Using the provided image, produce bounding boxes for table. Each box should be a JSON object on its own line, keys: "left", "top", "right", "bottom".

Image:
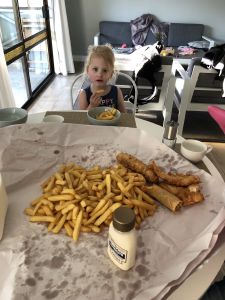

{"left": 28, "top": 111, "right": 224, "bottom": 182}
{"left": 114, "top": 49, "right": 205, "bottom": 68}
{"left": 23, "top": 111, "right": 225, "bottom": 299}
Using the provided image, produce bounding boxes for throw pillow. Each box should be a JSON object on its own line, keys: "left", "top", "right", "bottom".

{"left": 188, "top": 40, "right": 209, "bottom": 49}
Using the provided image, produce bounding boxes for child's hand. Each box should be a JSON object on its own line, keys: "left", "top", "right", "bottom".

{"left": 89, "top": 93, "right": 102, "bottom": 108}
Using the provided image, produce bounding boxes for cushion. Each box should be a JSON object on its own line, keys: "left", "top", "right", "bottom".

{"left": 145, "top": 22, "right": 169, "bottom": 46}
{"left": 99, "top": 21, "right": 133, "bottom": 47}
{"left": 168, "top": 23, "right": 204, "bottom": 47}
{"left": 188, "top": 40, "right": 209, "bottom": 49}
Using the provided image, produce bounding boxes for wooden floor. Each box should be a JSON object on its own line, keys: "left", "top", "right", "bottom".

{"left": 28, "top": 74, "right": 76, "bottom": 113}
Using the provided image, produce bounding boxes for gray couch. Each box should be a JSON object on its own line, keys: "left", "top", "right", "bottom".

{"left": 94, "top": 21, "right": 215, "bottom": 52}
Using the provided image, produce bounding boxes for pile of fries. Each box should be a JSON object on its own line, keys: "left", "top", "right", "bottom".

{"left": 24, "top": 162, "right": 157, "bottom": 242}
{"left": 96, "top": 108, "right": 118, "bottom": 120}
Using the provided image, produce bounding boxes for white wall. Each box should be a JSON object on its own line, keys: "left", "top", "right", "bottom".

{"left": 66, "top": 0, "right": 225, "bottom": 57}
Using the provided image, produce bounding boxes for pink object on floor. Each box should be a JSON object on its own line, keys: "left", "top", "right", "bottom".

{"left": 208, "top": 105, "right": 225, "bottom": 134}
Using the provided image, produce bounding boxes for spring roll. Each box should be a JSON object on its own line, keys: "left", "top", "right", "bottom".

{"left": 159, "top": 182, "right": 204, "bottom": 206}
{"left": 143, "top": 184, "right": 182, "bottom": 212}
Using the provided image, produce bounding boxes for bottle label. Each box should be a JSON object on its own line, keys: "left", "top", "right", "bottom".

{"left": 108, "top": 235, "right": 127, "bottom": 264}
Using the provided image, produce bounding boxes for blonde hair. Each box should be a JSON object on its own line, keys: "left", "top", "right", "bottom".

{"left": 84, "top": 44, "right": 115, "bottom": 74}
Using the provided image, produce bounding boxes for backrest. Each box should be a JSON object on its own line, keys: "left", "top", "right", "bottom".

{"left": 99, "top": 21, "right": 169, "bottom": 47}
{"left": 99, "top": 21, "right": 133, "bottom": 47}
{"left": 71, "top": 73, "right": 90, "bottom": 110}
{"left": 109, "top": 71, "right": 138, "bottom": 114}
{"left": 168, "top": 23, "right": 204, "bottom": 47}
{"left": 145, "top": 22, "right": 169, "bottom": 46}
{"left": 172, "top": 59, "right": 225, "bottom": 136}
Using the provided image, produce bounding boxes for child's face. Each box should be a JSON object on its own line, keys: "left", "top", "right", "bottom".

{"left": 87, "top": 56, "right": 113, "bottom": 88}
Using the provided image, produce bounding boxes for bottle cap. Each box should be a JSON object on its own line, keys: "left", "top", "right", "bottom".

{"left": 163, "top": 120, "right": 179, "bottom": 140}
{"left": 113, "top": 207, "right": 135, "bottom": 232}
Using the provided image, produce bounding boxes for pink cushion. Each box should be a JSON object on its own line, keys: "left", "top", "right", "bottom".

{"left": 208, "top": 106, "right": 225, "bottom": 134}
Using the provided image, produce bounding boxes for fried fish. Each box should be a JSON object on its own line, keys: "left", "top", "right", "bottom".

{"left": 116, "top": 152, "right": 158, "bottom": 183}
{"left": 151, "top": 161, "right": 200, "bottom": 186}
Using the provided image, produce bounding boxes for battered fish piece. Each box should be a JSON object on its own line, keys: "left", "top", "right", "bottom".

{"left": 151, "top": 161, "right": 200, "bottom": 186}
{"left": 159, "top": 182, "right": 204, "bottom": 206}
{"left": 116, "top": 153, "right": 158, "bottom": 183}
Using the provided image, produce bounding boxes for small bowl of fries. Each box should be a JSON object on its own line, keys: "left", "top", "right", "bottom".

{"left": 87, "top": 106, "right": 121, "bottom": 126}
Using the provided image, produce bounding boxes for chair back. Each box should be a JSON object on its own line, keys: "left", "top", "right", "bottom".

{"left": 172, "top": 59, "right": 225, "bottom": 136}
{"left": 71, "top": 73, "right": 90, "bottom": 110}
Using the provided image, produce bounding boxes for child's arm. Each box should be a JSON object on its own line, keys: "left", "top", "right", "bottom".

{"left": 78, "top": 90, "right": 89, "bottom": 110}
{"left": 117, "top": 87, "right": 126, "bottom": 113}
{"left": 78, "top": 90, "right": 101, "bottom": 110}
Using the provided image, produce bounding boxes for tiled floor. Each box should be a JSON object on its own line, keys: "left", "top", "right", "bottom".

{"left": 28, "top": 74, "right": 76, "bottom": 113}
{"left": 28, "top": 61, "right": 84, "bottom": 114}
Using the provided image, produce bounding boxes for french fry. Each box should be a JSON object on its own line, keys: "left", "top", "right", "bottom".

{"left": 55, "top": 179, "right": 67, "bottom": 186}
{"left": 41, "top": 199, "right": 54, "bottom": 210}
{"left": 64, "top": 222, "right": 73, "bottom": 237}
{"left": 24, "top": 207, "right": 34, "bottom": 216}
{"left": 73, "top": 210, "right": 83, "bottom": 241}
{"left": 33, "top": 200, "right": 43, "bottom": 215}
{"left": 135, "top": 187, "right": 155, "bottom": 205}
{"left": 130, "top": 199, "right": 156, "bottom": 211}
{"left": 61, "top": 188, "right": 76, "bottom": 196}
{"left": 29, "top": 216, "right": 56, "bottom": 223}
{"left": 85, "top": 200, "right": 111, "bottom": 225}
{"left": 31, "top": 196, "right": 44, "bottom": 206}
{"left": 90, "top": 199, "right": 106, "bottom": 216}
{"left": 81, "top": 225, "right": 92, "bottom": 233}
{"left": 72, "top": 206, "right": 79, "bottom": 220}
{"left": 42, "top": 205, "right": 53, "bottom": 216}
{"left": 48, "top": 211, "right": 62, "bottom": 231}
{"left": 89, "top": 224, "right": 101, "bottom": 233}
{"left": 43, "top": 176, "right": 55, "bottom": 192}
{"left": 47, "top": 194, "right": 74, "bottom": 201}
{"left": 55, "top": 172, "right": 64, "bottom": 181}
{"left": 94, "top": 203, "right": 121, "bottom": 226}
{"left": 65, "top": 172, "right": 73, "bottom": 189}
{"left": 52, "top": 214, "right": 67, "bottom": 233}
{"left": 61, "top": 203, "right": 75, "bottom": 215}
{"left": 66, "top": 210, "right": 73, "bottom": 220}
{"left": 105, "top": 174, "right": 111, "bottom": 194}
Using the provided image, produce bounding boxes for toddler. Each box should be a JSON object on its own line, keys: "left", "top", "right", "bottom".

{"left": 78, "top": 45, "right": 126, "bottom": 112}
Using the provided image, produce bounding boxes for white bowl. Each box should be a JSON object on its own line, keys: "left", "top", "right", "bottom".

{"left": 0, "top": 107, "right": 28, "bottom": 127}
{"left": 87, "top": 106, "right": 121, "bottom": 126}
{"left": 43, "top": 114, "right": 64, "bottom": 123}
{"left": 180, "top": 139, "right": 213, "bottom": 163}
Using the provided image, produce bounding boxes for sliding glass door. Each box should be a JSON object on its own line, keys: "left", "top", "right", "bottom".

{"left": 0, "top": 0, "right": 54, "bottom": 108}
